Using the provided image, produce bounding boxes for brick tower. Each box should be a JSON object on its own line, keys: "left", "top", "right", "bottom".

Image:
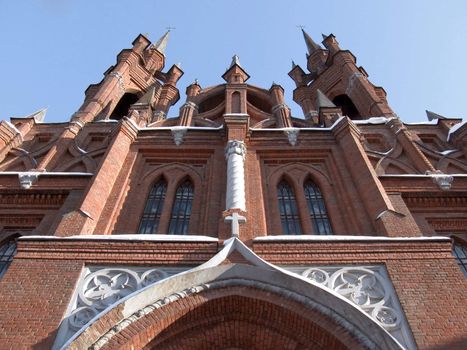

{"left": 0, "top": 30, "right": 466, "bottom": 350}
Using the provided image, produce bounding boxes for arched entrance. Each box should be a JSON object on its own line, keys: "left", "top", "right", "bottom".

{"left": 62, "top": 238, "right": 405, "bottom": 350}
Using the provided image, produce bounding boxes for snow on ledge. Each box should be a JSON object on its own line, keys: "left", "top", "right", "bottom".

{"left": 0, "top": 171, "right": 93, "bottom": 176}
{"left": 379, "top": 174, "right": 467, "bottom": 178}
{"left": 141, "top": 125, "right": 223, "bottom": 131}
{"left": 19, "top": 234, "right": 219, "bottom": 242}
{"left": 447, "top": 120, "right": 466, "bottom": 141}
{"left": 353, "top": 116, "right": 393, "bottom": 125}
{"left": 253, "top": 235, "right": 451, "bottom": 242}
{"left": 251, "top": 116, "right": 345, "bottom": 132}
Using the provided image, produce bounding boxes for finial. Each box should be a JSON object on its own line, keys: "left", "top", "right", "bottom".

{"left": 194, "top": 78, "right": 199, "bottom": 85}
{"left": 292, "top": 60, "right": 297, "bottom": 69}
{"left": 301, "top": 28, "right": 321, "bottom": 54}
{"left": 316, "top": 89, "right": 336, "bottom": 108}
{"left": 152, "top": 30, "right": 170, "bottom": 54}
{"left": 321, "top": 33, "right": 328, "bottom": 40}
{"left": 230, "top": 54, "right": 242, "bottom": 68}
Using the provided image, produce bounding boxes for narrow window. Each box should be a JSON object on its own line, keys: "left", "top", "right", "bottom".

{"left": 137, "top": 179, "right": 167, "bottom": 234}
{"left": 452, "top": 242, "right": 467, "bottom": 277}
{"left": 304, "top": 180, "right": 332, "bottom": 235}
{"left": 277, "top": 180, "right": 302, "bottom": 235}
{"left": 0, "top": 240, "right": 16, "bottom": 278}
{"left": 168, "top": 180, "right": 194, "bottom": 235}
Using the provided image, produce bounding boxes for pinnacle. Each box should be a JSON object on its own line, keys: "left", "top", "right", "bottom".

{"left": 301, "top": 28, "right": 321, "bottom": 54}
{"left": 152, "top": 30, "right": 170, "bottom": 54}
{"left": 230, "top": 54, "right": 242, "bottom": 68}
{"left": 316, "top": 89, "right": 336, "bottom": 109}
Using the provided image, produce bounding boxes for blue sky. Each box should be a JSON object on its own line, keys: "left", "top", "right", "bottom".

{"left": 1, "top": 0, "right": 466, "bottom": 123}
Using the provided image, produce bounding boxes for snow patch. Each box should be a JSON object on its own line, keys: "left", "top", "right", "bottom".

{"left": 353, "top": 117, "right": 392, "bottom": 125}
{"left": 447, "top": 121, "right": 467, "bottom": 142}
{"left": 253, "top": 235, "right": 450, "bottom": 242}
{"left": 20, "top": 234, "right": 219, "bottom": 242}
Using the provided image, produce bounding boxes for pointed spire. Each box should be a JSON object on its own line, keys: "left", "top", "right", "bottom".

{"left": 152, "top": 30, "right": 170, "bottom": 54}
{"left": 316, "top": 90, "right": 336, "bottom": 108}
{"left": 301, "top": 28, "right": 321, "bottom": 54}
{"left": 230, "top": 54, "right": 242, "bottom": 68}
{"left": 292, "top": 60, "right": 297, "bottom": 69}
{"left": 426, "top": 110, "right": 446, "bottom": 121}
{"left": 322, "top": 33, "right": 328, "bottom": 40}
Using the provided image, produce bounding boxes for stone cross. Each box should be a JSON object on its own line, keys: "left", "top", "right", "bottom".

{"left": 224, "top": 212, "right": 247, "bottom": 238}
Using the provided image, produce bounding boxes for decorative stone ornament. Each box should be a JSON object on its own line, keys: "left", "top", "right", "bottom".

{"left": 171, "top": 127, "right": 188, "bottom": 146}
{"left": 225, "top": 140, "right": 247, "bottom": 211}
{"left": 18, "top": 172, "right": 39, "bottom": 189}
{"left": 426, "top": 170, "right": 454, "bottom": 191}
{"left": 224, "top": 212, "right": 247, "bottom": 238}
{"left": 286, "top": 265, "right": 415, "bottom": 349}
{"left": 283, "top": 127, "right": 300, "bottom": 146}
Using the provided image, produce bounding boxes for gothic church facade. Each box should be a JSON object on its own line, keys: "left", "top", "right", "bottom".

{"left": 0, "top": 30, "right": 466, "bottom": 349}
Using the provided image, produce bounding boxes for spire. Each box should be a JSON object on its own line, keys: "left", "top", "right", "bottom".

{"left": 301, "top": 28, "right": 321, "bottom": 54}
{"left": 426, "top": 110, "right": 446, "bottom": 121}
{"left": 230, "top": 54, "right": 242, "bottom": 68}
{"left": 152, "top": 30, "right": 170, "bottom": 54}
{"left": 322, "top": 33, "right": 329, "bottom": 40}
{"left": 316, "top": 90, "right": 336, "bottom": 108}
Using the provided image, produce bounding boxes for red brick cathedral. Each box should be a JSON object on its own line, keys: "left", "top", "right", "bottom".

{"left": 0, "top": 30, "right": 466, "bottom": 350}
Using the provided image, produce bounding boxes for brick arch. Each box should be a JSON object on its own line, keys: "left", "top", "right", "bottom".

{"left": 64, "top": 264, "right": 403, "bottom": 350}
{"left": 109, "top": 289, "right": 359, "bottom": 350}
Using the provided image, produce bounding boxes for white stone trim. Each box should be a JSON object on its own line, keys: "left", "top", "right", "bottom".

{"left": 284, "top": 265, "right": 416, "bottom": 350}
{"left": 225, "top": 140, "right": 247, "bottom": 211}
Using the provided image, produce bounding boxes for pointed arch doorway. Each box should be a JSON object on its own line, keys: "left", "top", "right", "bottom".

{"left": 62, "top": 239, "right": 405, "bottom": 350}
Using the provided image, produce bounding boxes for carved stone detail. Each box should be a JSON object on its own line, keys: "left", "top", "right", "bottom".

{"left": 57, "top": 265, "right": 189, "bottom": 347}
{"left": 171, "top": 127, "right": 188, "bottom": 146}
{"left": 283, "top": 128, "right": 300, "bottom": 146}
{"left": 18, "top": 172, "right": 39, "bottom": 189}
{"left": 426, "top": 171, "right": 454, "bottom": 191}
{"left": 286, "top": 265, "right": 413, "bottom": 349}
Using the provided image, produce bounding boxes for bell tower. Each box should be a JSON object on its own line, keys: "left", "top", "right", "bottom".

{"left": 289, "top": 30, "right": 394, "bottom": 121}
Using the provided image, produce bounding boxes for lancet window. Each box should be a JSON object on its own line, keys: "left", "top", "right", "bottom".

{"left": 0, "top": 239, "right": 16, "bottom": 279}
{"left": 168, "top": 180, "right": 194, "bottom": 235}
{"left": 277, "top": 180, "right": 302, "bottom": 235}
{"left": 304, "top": 180, "right": 333, "bottom": 235}
{"left": 137, "top": 179, "right": 167, "bottom": 234}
